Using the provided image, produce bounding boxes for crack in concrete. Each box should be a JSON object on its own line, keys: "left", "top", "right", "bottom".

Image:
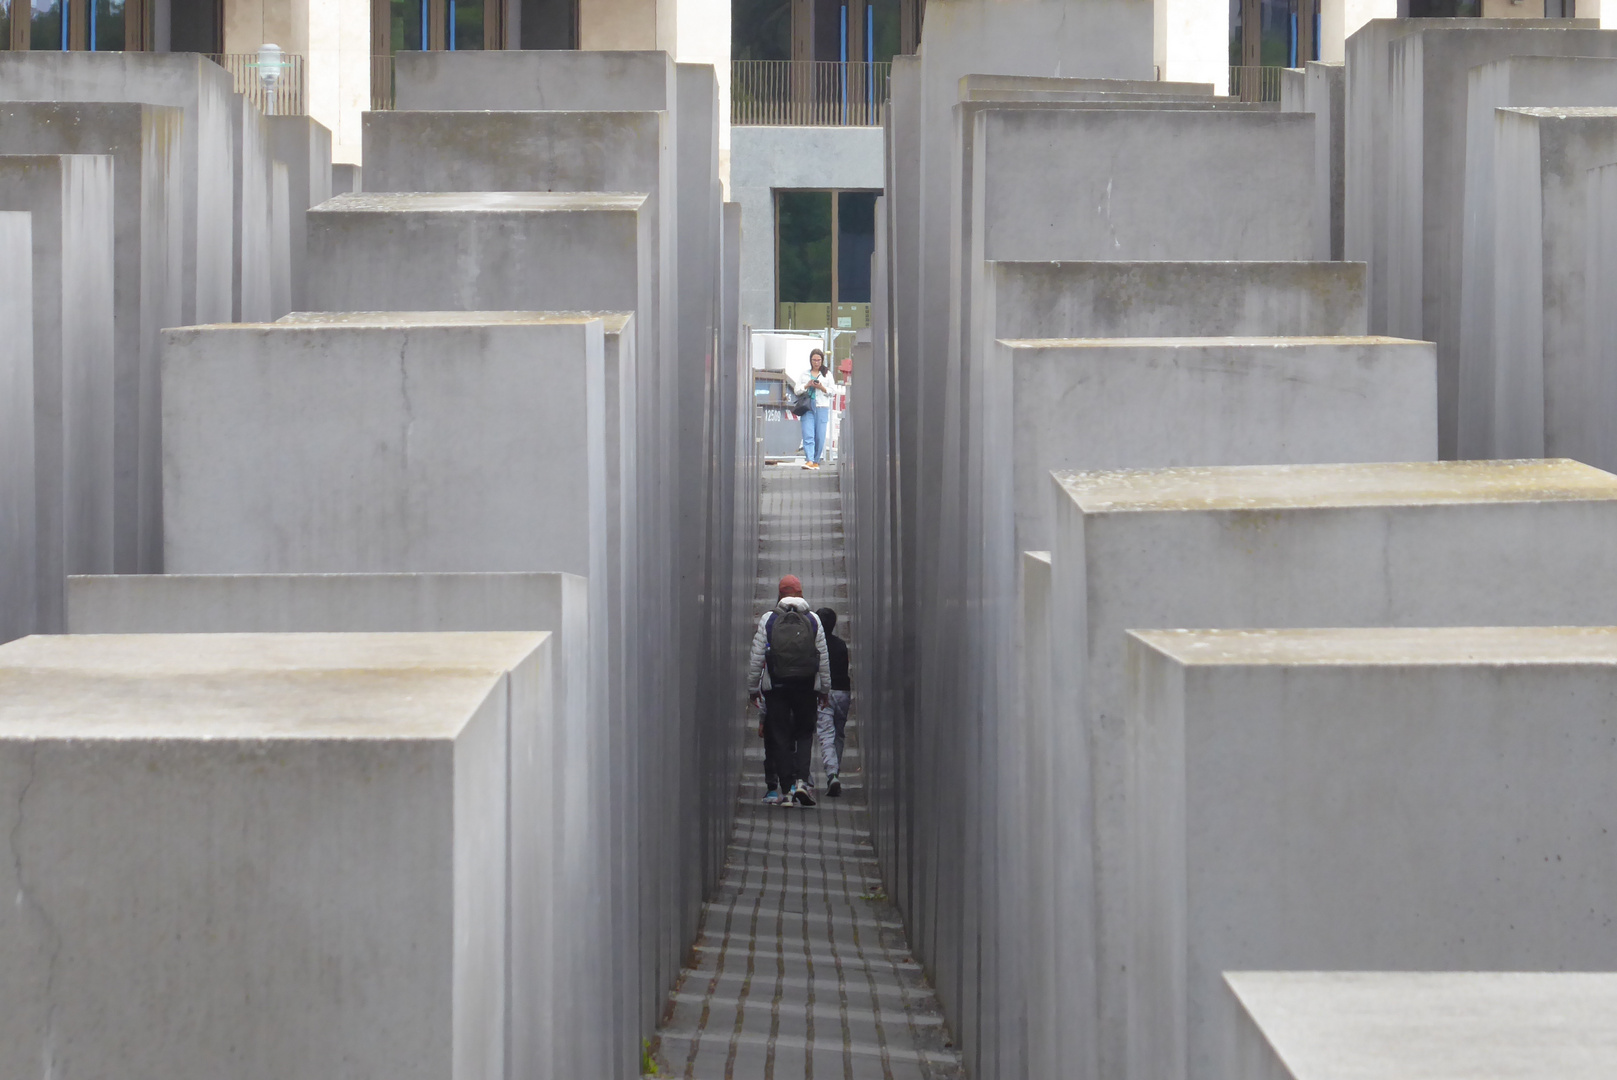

{"left": 9, "top": 744, "right": 63, "bottom": 1080}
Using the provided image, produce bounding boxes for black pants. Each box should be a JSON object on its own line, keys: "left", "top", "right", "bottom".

{"left": 764, "top": 680, "right": 817, "bottom": 792}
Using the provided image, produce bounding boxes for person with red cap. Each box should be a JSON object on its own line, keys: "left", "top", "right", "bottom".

{"left": 748, "top": 574, "right": 831, "bottom": 806}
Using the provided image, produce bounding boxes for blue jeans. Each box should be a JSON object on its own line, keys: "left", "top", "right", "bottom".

{"left": 801, "top": 405, "right": 830, "bottom": 463}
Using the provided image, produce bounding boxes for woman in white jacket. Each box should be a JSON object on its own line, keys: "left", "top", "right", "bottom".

{"left": 797, "top": 349, "right": 835, "bottom": 470}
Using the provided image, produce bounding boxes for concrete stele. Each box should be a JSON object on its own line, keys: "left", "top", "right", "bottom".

{"left": 0, "top": 101, "right": 185, "bottom": 576}
{"left": 1129, "top": 627, "right": 1617, "bottom": 1080}
{"left": 304, "top": 191, "right": 649, "bottom": 316}
{"left": 0, "top": 212, "right": 34, "bottom": 645}
{"left": 0, "top": 630, "right": 549, "bottom": 1080}
{"left": 1049, "top": 458, "right": 1617, "bottom": 1080}
{"left": 1225, "top": 971, "right": 1617, "bottom": 1080}
{"left": 63, "top": 571, "right": 599, "bottom": 1080}
{"left": 162, "top": 312, "right": 609, "bottom": 578}
{"left": 1455, "top": 55, "right": 1617, "bottom": 460}
{"left": 0, "top": 51, "right": 236, "bottom": 325}
{"left": 0, "top": 153, "right": 116, "bottom": 635}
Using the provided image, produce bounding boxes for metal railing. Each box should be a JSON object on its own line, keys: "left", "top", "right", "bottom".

{"left": 205, "top": 53, "right": 307, "bottom": 116}
{"left": 1228, "top": 65, "right": 1284, "bottom": 103}
{"left": 732, "top": 60, "right": 890, "bottom": 127}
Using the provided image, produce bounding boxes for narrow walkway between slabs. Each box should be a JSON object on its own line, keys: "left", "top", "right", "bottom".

{"left": 652, "top": 461, "right": 964, "bottom": 1080}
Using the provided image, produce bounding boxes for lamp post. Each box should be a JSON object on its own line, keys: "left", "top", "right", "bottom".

{"left": 257, "top": 43, "right": 285, "bottom": 117}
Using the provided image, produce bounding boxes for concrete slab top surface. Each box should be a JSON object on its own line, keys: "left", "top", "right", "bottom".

{"left": 0, "top": 632, "right": 545, "bottom": 739}
{"left": 1131, "top": 626, "right": 1617, "bottom": 667}
{"left": 1054, "top": 459, "right": 1617, "bottom": 513}
{"left": 265, "top": 310, "right": 625, "bottom": 329}
{"left": 958, "top": 74, "right": 1213, "bottom": 96}
{"left": 311, "top": 191, "right": 647, "bottom": 213}
{"left": 1227, "top": 971, "right": 1617, "bottom": 1079}
{"left": 1500, "top": 105, "right": 1617, "bottom": 118}
{"left": 998, "top": 335, "right": 1419, "bottom": 349}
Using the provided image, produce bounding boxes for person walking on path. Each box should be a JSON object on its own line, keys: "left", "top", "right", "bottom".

{"left": 797, "top": 349, "right": 835, "bottom": 470}
{"left": 749, "top": 574, "right": 831, "bottom": 806}
{"left": 814, "top": 607, "right": 852, "bottom": 797}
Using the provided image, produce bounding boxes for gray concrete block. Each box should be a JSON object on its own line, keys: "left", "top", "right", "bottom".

{"left": 331, "top": 162, "right": 360, "bottom": 193}
{"left": 162, "top": 313, "right": 610, "bottom": 577}
{"left": 1470, "top": 108, "right": 1617, "bottom": 466}
{"left": 230, "top": 94, "right": 274, "bottom": 323}
{"left": 0, "top": 213, "right": 34, "bottom": 645}
{"left": 958, "top": 73, "right": 1212, "bottom": 97}
{"left": 0, "top": 631, "right": 545, "bottom": 1080}
{"left": 304, "top": 192, "right": 648, "bottom": 315}
{"left": 1132, "top": 628, "right": 1617, "bottom": 1080}
{"left": 0, "top": 52, "right": 236, "bottom": 326}
{"left": 394, "top": 48, "right": 677, "bottom": 112}
{"left": 0, "top": 154, "right": 115, "bottom": 635}
{"left": 969, "top": 106, "right": 1314, "bottom": 261}
{"left": 268, "top": 115, "right": 333, "bottom": 312}
{"left": 0, "top": 102, "right": 184, "bottom": 577}
{"left": 1050, "top": 459, "right": 1617, "bottom": 1080}
{"left": 63, "top": 571, "right": 600, "bottom": 1079}
{"left": 1225, "top": 972, "right": 1617, "bottom": 1080}
{"left": 993, "top": 336, "right": 1435, "bottom": 553}
{"left": 1347, "top": 19, "right": 1617, "bottom": 454}
{"left": 1454, "top": 56, "right": 1617, "bottom": 460}
{"left": 987, "top": 261, "right": 1367, "bottom": 340}
{"left": 1282, "top": 61, "right": 1344, "bottom": 260}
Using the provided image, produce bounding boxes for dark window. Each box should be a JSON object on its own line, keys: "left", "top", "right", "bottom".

{"left": 31, "top": 0, "right": 64, "bottom": 49}
{"left": 448, "top": 0, "right": 482, "bottom": 48}
{"left": 778, "top": 190, "right": 833, "bottom": 305}
{"left": 90, "top": 0, "right": 123, "bottom": 49}
{"left": 391, "top": 0, "right": 426, "bottom": 49}
{"left": 1406, "top": 0, "right": 1482, "bottom": 14}
{"left": 836, "top": 190, "right": 876, "bottom": 304}
{"left": 520, "top": 0, "right": 575, "bottom": 48}
{"left": 169, "top": 0, "right": 220, "bottom": 51}
{"left": 733, "top": 0, "right": 788, "bottom": 60}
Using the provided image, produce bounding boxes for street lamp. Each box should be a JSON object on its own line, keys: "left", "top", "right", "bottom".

{"left": 257, "top": 43, "right": 285, "bottom": 117}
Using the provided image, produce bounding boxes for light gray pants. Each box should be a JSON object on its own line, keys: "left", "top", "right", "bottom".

{"left": 817, "top": 689, "right": 851, "bottom": 776}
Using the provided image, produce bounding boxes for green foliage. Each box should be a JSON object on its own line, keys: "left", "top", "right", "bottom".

{"left": 641, "top": 1038, "right": 658, "bottom": 1076}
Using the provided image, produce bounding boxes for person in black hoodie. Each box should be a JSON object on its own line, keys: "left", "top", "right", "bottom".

{"left": 815, "top": 607, "right": 852, "bottom": 797}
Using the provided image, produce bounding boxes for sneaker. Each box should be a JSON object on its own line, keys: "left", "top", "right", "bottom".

{"left": 762, "top": 789, "right": 782, "bottom": 805}
{"left": 827, "top": 773, "right": 842, "bottom": 798}
{"left": 792, "top": 780, "right": 817, "bottom": 807}
{"left": 800, "top": 461, "right": 813, "bottom": 470}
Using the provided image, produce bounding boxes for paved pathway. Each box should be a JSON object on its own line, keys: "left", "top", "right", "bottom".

{"left": 652, "top": 462, "right": 964, "bottom": 1080}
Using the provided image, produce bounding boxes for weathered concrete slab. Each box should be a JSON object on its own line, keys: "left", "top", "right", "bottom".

{"left": 0, "top": 213, "right": 34, "bottom": 645}
{"left": 1226, "top": 972, "right": 1617, "bottom": 1080}
{"left": 1281, "top": 61, "right": 1344, "bottom": 260}
{"left": 304, "top": 192, "right": 649, "bottom": 315}
{"left": 986, "top": 262, "right": 1366, "bottom": 340}
{"left": 0, "top": 102, "right": 183, "bottom": 576}
{"left": 394, "top": 48, "right": 677, "bottom": 112}
{"left": 1132, "top": 627, "right": 1617, "bottom": 1080}
{"left": 0, "top": 630, "right": 548, "bottom": 1080}
{"left": 0, "top": 154, "right": 115, "bottom": 635}
{"left": 0, "top": 51, "right": 235, "bottom": 326}
{"left": 1347, "top": 19, "right": 1616, "bottom": 454}
{"left": 1470, "top": 108, "right": 1617, "bottom": 466}
{"left": 1050, "top": 459, "right": 1617, "bottom": 1080}
{"left": 268, "top": 115, "right": 333, "bottom": 312}
{"left": 63, "top": 571, "right": 598, "bottom": 1079}
{"left": 162, "top": 313, "right": 609, "bottom": 576}
{"left": 1454, "top": 56, "right": 1617, "bottom": 460}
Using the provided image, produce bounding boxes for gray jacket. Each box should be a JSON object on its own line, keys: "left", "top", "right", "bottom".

{"left": 748, "top": 596, "right": 831, "bottom": 695}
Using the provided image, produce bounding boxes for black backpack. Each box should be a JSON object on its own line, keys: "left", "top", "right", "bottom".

{"left": 767, "top": 608, "right": 819, "bottom": 680}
